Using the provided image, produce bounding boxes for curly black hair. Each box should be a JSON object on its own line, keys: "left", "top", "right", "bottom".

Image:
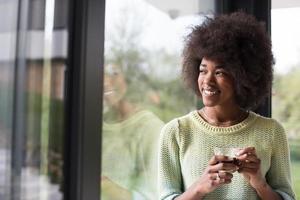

{"left": 182, "top": 11, "right": 274, "bottom": 109}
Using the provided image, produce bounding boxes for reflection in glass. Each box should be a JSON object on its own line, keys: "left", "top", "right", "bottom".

{"left": 0, "top": 1, "right": 18, "bottom": 199}
{"left": 0, "top": 0, "right": 67, "bottom": 199}
{"left": 271, "top": 5, "right": 300, "bottom": 199}
{"left": 102, "top": 0, "right": 214, "bottom": 199}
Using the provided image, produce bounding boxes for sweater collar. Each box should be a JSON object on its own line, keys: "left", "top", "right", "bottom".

{"left": 191, "top": 110, "right": 258, "bottom": 134}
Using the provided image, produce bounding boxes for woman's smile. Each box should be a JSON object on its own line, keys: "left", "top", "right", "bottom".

{"left": 202, "top": 87, "right": 220, "bottom": 97}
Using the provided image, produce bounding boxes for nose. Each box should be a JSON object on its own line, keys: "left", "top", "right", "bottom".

{"left": 104, "top": 74, "right": 112, "bottom": 89}
{"left": 203, "top": 72, "right": 215, "bottom": 84}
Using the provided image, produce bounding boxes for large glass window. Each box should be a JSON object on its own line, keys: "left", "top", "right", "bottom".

{"left": 0, "top": 1, "right": 18, "bottom": 199}
{"left": 102, "top": 0, "right": 215, "bottom": 199}
{"left": 0, "top": 0, "right": 68, "bottom": 199}
{"left": 271, "top": 1, "right": 300, "bottom": 198}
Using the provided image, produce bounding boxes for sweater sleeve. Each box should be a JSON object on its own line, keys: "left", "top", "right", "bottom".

{"left": 158, "top": 119, "right": 183, "bottom": 200}
{"left": 266, "top": 120, "right": 296, "bottom": 200}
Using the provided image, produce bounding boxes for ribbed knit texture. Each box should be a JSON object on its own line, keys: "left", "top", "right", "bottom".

{"left": 158, "top": 111, "right": 296, "bottom": 200}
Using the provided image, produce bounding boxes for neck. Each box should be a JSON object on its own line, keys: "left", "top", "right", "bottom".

{"left": 200, "top": 107, "right": 247, "bottom": 127}
{"left": 114, "top": 100, "right": 139, "bottom": 121}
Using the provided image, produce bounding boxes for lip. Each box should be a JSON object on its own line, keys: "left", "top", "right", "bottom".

{"left": 104, "top": 90, "right": 115, "bottom": 95}
{"left": 201, "top": 87, "right": 220, "bottom": 97}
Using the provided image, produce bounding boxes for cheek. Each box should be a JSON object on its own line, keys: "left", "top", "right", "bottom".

{"left": 104, "top": 76, "right": 113, "bottom": 89}
{"left": 117, "top": 78, "right": 127, "bottom": 94}
{"left": 197, "top": 75, "right": 203, "bottom": 87}
{"left": 197, "top": 78, "right": 202, "bottom": 93}
{"left": 222, "top": 82, "right": 235, "bottom": 97}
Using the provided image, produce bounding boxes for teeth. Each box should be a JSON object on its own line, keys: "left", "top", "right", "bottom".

{"left": 104, "top": 90, "right": 114, "bottom": 95}
{"left": 203, "top": 89, "right": 218, "bottom": 96}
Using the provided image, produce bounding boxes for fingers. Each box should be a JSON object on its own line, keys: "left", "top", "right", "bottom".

{"left": 235, "top": 147, "right": 262, "bottom": 174}
{"left": 218, "top": 171, "right": 233, "bottom": 180}
{"left": 209, "top": 162, "right": 238, "bottom": 173}
{"left": 236, "top": 147, "right": 256, "bottom": 157}
{"left": 236, "top": 147, "right": 260, "bottom": 164}
{"left": 209, "top": 155, "right": 230, "bottom": 165}
{"left": 208, "top": 155, "right": 239, "bottom": 174}
{"left": 208, "top": 172, "right": 232, "bottom": 185}
{"left": 209, "top": 171, "right": 232, "bottom": 180}
{"left": 238, "top": 154, "right": 260, "bottom": 163}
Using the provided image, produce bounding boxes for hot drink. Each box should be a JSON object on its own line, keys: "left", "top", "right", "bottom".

{"left": 219, "top": 158, "right": 241, "bottom": 166}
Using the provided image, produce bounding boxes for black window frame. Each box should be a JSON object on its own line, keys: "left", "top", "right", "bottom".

{"left": 215, "top": 0, "right": 272, "bottom": 117}
{"left": 64, "top": 0, "right": 105, "bottom": 199}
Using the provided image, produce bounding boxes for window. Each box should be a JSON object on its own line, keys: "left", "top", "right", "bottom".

{"left": 271, "top": 0, "right": 300, "bottom": 198}
{"left": 0, "top": 0, "right": 68, "bottom": 199}
{"left": 102, "top": 0, "right": 215, "bottom": 199}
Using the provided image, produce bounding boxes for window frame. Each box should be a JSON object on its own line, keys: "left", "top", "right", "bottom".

{"left": 63, "top": 1, "right": 272, "bottom": 200}
{"left": 215, "top": 0, "right": 272, "bottom": 117}
{"left": 64, "top": 0, "right": 105, "bottom": 199}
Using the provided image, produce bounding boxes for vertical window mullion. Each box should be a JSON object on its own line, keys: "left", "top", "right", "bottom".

{"left": 64, "top": 0, "right": 104, "bottom": 199}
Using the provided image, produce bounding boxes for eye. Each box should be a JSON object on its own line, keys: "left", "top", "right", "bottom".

{"left": 112, "top": 70, "right": 120, "bottom": 76}
{"left": 215, "top": 71, "right": 224, "bottom": 76}
{"left": 215, "top": 69, "right": 227, "bottom": 76}
{"left": 199, "top": 67, "right": 206, "bottom": 74}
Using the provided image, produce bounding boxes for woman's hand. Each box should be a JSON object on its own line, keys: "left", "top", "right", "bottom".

{"left": 177, "top": 155, "right": 238, "bottom": 199}
{"left": 236, "top": 147, "right": 266, "bottom": 189}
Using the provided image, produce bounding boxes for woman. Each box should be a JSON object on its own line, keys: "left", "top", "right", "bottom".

{"left": 158, "top": 12, "right": 295, "bottom": 200}
{"left": 102, "top": 64, "right": 164, "bottom": 199}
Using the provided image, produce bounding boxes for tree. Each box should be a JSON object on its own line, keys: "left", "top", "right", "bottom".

{"left": 273, "top": 66, "right": 300, "bottom": 139}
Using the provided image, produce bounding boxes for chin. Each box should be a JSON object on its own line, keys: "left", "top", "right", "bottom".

{"left": 202, "top": 100, "right": 218, "bottom": 107}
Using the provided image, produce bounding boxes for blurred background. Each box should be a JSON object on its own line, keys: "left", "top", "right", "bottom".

{"left": 0, "top": 0, "right": 299, "bottom": 199}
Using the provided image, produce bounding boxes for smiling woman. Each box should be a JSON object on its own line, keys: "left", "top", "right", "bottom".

{"left": 158, "top": 11, "right": 296, "bottom": 200}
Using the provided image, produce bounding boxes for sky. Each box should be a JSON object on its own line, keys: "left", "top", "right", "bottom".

{"left": 271, "top": 7, "right": 300, "bottom": 74}
{"left": 105, "top": 0, "right": 300, "bottom": 75}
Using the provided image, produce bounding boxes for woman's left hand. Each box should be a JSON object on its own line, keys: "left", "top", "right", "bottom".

{"left": 236, "top": 147, "right": 266, "bottom": 189}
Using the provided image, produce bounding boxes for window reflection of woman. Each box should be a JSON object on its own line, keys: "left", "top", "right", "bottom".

{"left": 158, "top": 12, "right": 295, "bottom": 200}
{"left": 102, "top": 64, "right": 164, "bottom": 199}
{"left": 103, "top": 64, "right": 137, "bottom": 121}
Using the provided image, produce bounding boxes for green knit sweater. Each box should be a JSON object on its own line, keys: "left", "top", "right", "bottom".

{"left": 158, "top": 111, "right": 295, "bottom": 200}
{"left": 102, "top": 110, "right": 164, "bottom": 199}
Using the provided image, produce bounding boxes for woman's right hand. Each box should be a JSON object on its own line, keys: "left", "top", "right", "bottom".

{"left": 177, "top": 155, "right": 238, "bottom": 200}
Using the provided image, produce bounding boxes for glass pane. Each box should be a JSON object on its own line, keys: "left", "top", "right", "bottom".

{"left": 271, "top": 1, "right": 300, "bottom": 198}
{"left": 0, "top": 0, "right": 18, "bottom": 199}
{"left": 102, "top": 0, "right": 215, "bottom": 199}
{"left": 0, "top": 0, "right": 68, "bottom": 199}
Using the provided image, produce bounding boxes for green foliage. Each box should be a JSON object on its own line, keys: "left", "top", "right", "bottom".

{"left": 26, "top": 92, "right": 64, "bottom": 184}
{"left": 149, "top": 79, "right": 197, "bottom": 122}
{"left": 289, "top": 139, "right": 300, "bottom": 161}
{"left": 273, "top": 67, "right": 300, "bottom": 197}
{"left": 273, "top": 67, "right": 300, "bottom": 139}
{"left": 104, "top": 4, "right": 199, "bottom": 124}
{"left": 291, "top": 159, "right": 300, "bottom": 199}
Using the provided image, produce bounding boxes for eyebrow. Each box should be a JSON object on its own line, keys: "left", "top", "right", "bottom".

{"left": 199, "top": 64, "right": 224, "bottom": 68}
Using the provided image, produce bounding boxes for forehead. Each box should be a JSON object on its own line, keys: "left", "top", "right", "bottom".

{"left": 105, "top": 64, "right": 122, "bottom": 74}
{"left": 200, "top": 58, "right": 223, "bottom": 68}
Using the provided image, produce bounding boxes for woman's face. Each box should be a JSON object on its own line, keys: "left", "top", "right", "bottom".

{"left": 104, "top": 64, "right": 127, "bottom": 107}
{"left": 198, "top": 57, "right": 236, "bottom": 108}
